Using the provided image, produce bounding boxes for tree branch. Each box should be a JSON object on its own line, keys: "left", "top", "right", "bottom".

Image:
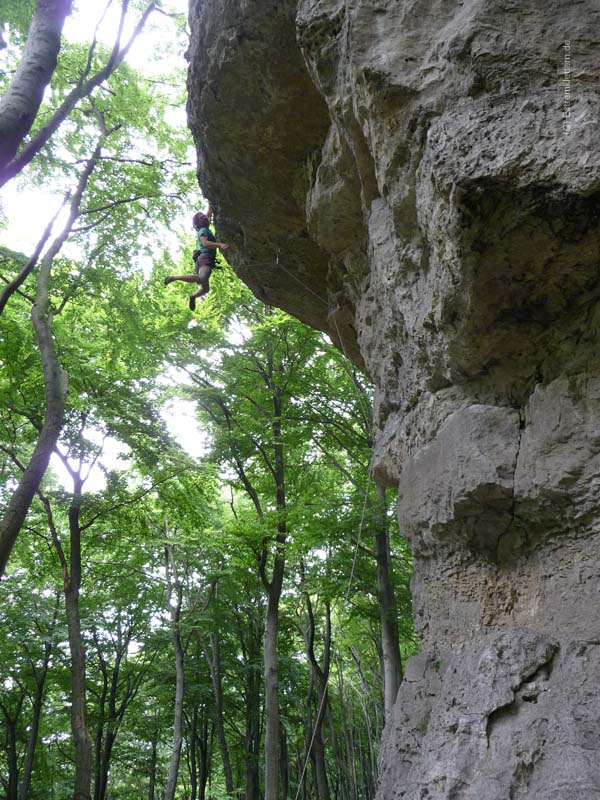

{"left": 0, "top": 2, "right": 157, "bottom": 188}
{"left": 0, "top": 192, "right": 71, "bottom": 317}
{"left": 0, "top": 0, "right": 73, "bottom": 171}
{"left": 0, "top": 143, "right": 101, "bottom": 576}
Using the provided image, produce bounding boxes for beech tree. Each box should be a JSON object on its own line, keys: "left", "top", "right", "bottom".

{"left": 0, "top": 142, "right": 101, "bottom": 576}
{"left": 0, "top": 0, "right": 73, "bottom": 172}
{"left": 0, "top": 0, "right": 160, "bottom": 188}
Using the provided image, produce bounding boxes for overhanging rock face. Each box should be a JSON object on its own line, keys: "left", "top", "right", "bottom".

{"left": 187, "top": 0, "right": 600, "bottom": 796}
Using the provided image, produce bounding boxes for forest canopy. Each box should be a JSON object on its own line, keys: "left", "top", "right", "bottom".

{"left": 0, "top": 2, "right": 415, "bottom": 799}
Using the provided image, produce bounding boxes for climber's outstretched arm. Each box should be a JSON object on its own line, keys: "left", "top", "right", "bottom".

{"left": 199, "top": 235, "right": 229, "bottom": 252}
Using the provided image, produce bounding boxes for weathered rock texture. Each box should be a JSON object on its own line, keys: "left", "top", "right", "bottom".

{"left": 187, "top": 0, "right": 600, "bottom": 796}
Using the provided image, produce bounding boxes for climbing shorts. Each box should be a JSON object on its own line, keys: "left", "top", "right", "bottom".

{"left": 194, "top": 253, "right": 215, "bottom": 286}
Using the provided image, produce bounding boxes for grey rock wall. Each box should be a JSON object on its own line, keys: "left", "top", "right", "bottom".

{"left": 187, "top": 0, "right": 600, "bottom": 796}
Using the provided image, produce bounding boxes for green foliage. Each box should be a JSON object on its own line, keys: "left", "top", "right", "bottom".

{"left": 0, "top": 3, "right": 415, "bottom": 798}
{"left": 0, "top": 0, "right": 36, "bottom": 41}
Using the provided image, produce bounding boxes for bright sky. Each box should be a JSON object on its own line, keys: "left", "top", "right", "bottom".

{"left": 0, "top": 0, "right": 191, "bottom": 252}
{"left": 0, "top": 0, "right": 209, "bottom": 491}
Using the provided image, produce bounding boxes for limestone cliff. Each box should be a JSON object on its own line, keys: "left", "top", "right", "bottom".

{"left": 187, "top": 0, "right": 600, "bottom": 796}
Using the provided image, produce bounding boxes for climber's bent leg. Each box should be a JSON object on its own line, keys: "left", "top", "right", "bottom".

{"left": 164, "top": 274, "right": 201, "bottom": 285}
{"left": 191, "top": 261, "right": 212, "bottom": 299}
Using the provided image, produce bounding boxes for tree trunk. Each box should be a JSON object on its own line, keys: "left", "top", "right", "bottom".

{"left": 374, "top": 486, "right": 403, "bottom": 722}
{"left": 92, "top": 620, "right": 138, "bottom": 800}
{"left": 196, "top": 718, "right": 210, "bottom": 800}
{"left": 234, "top": 600, "right": 261, "bottom": 800}
{"left": 67, "top": 483, "right": 93, "bottom": 800}
{"left": 243, "top": 618, "right": 261, "bottom": 800}
{"left": 260, "top": 383, "right": 287, "bottom": 800}
{"left": 18, "top": 628, "right": 54, "bottom": 800}
{"left": 40, "top": 474, "right": 92, "bottom": 800}
{"left": 263, "top": 584, "right": 282, "bottom": 800}
{"left": 189, "top": 707, "right": 198, "bottom": 800}
{"left": 2, "top": 710, "right": 21, "bottom": 800}
{"left": 312, "top": 722, "right": 329, "bottom": 800}
{"left": 148, "top": 733, "right": 158, "bottom": 800}
{"left": 0, "top": 146, "right": 99, "bottom": 576}
{"left": 0, "top": 0, "right": 72, "bottom": 171}
{"left": 336, "top": 659, "right": 358, "bottom": 800}
{"left": 279, "top": 718, "right": 289, "bottom": 800}
{"left": 348, "top": 645, "right": 379, "bottom": 788}
{"left": 203, "top": 633, "right": 234, "bottom": 796}
{"left": 326, "top": 708, "right": 347, "bottom": 800}
{"left": 300, "top": 563, "right": 331, "bottom": 800}
{"left": 163, "top": 539, "right": 185, "bottom": 800}
{"left": 96, "top": 729, "right": 117, "bottom": 800}
{"left": 0, "top": 290, "right": 68, "bottom": 575}
{"left": 93, "top": 669, "right": 108, "bottom": 800}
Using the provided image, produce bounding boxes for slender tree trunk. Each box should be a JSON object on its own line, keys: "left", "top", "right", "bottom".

{"left": 93, "top": 672, "right": 108, "bottom": 800}
{"left": 357, "top": 732, "right": 371, "bottom": 800}
{"left": 297, "top": 749, "right": 307, "bottom": 800}
{"left": 67, "top": 482, "right": 93, "bottom": 800}
{"left": 326, "top": 708, "right": 347, "bottom": 800}
{"left": 0, "top": 0, "right": 73, "bottom": 171}
{"left": 0, "top": 271, "right": 68, "bottom": 575}
{"left": 93, "top": 622, "right": 137, "bottom": 800}
{"left": 65, "top": 601, "right": 90, "bottom": 794}
{"left": 197, "top": 717, "right": 210, "bottom": 800}
{"left": 189, "top": 707, "right": 198, "bottom": 800}
{"left": 148, "top": 733, "right": 158, "bottom": 800}
{"left": 163, "top": 538, "right": 185, "bottom": 800}
{"left": 234, "top": 601, "right": 262, "bottom": 800}
{"left": 203, "top": 633, "right": 234, "bottom": 796}
{"left": 336, "top": 659, "right": 357, "bottom": 800}
{"left": 374, "top": 486, "right": 403, "bottom": 722}
{"left": 348, "top": 646, "right": 378, "bottom": 789}
{"left": 260, "top": 385, "right": 287, "bottom": 800}
{"left": 18, "top": 631, "right": 54, "bottom": 800}
{"left": 8, "top": 732, "right": 18, "bottom": 799}
{"left": 243, "top": 612, "right": 261, "bottom": 800}
{"left": 359, "top": 693, "right": 376, "bottom": 793}
{"left": 263, "top": 582, "right": 282, "bottom": 800}
{"left": 0, "top": 146, "right": 99, "bottom": 576}
{"left": 2, "top": 711, "right": 21, "bottom": 800}
{"left": 40, "top": 472, "right": 91, "bottom": 800}
{"left": 279, "top": 718, "right": 289, "bottom": 800}
{"left": 312, "top": 717, "right": 329, "bottom": 800}
{"left": 97, "top": 730, "right": 117, "bottom": 800}
{"left": 189, "top": 708, "right": 210, "bottom": 800}
{"left": 300, "top": 564, "right": 331, "bottom": 800}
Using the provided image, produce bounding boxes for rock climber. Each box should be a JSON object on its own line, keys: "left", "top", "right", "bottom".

{"left": 164, "top": 207, "right": 230, "bottom": 310}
